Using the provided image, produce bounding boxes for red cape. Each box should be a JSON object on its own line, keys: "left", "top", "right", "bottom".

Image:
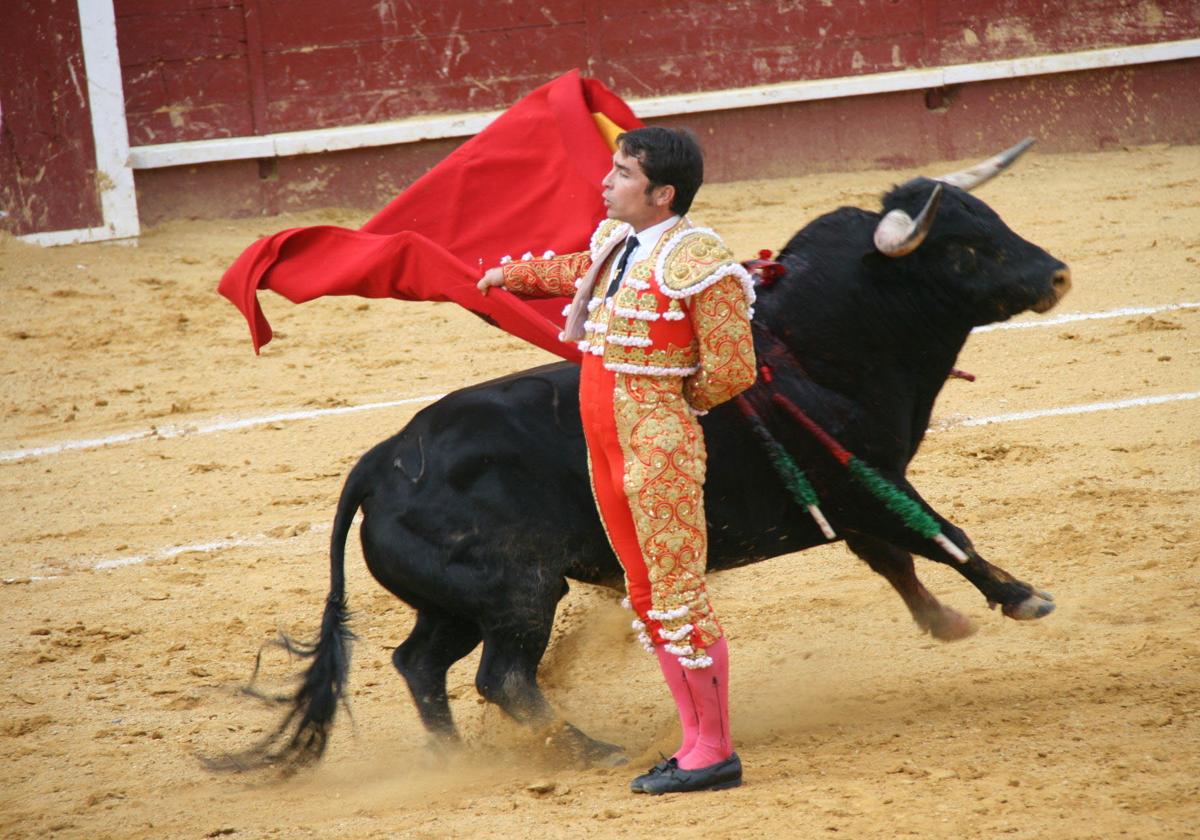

{"left": 218, "top": 71, "right": 642, "bottom": 362}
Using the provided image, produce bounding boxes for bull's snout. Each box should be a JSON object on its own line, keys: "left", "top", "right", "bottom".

{"left": 1032, "top": 264, "right": 1072, "bottom": 312}
{"left": 1052, "top": 266, "right": 1072, "bottom": 298}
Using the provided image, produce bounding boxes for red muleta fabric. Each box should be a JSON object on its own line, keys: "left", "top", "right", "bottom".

{"left": 217, "top": 70, "right": 643, "bottom": 362}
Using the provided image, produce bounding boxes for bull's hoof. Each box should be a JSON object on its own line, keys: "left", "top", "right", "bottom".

{"left": 546, "top": 721, "right": 629, "bottom": 768}
{"left": 582, "top": 739, "right": 629, "bottom": 768}
{"left": 1002, "top": 590, "right": 1056, "bottom": 621}
{"left": 927, "top": 607, "right": 978, "bottom": 641}
{"left": 412, "top": 732, "right": 464, "bottom": 770}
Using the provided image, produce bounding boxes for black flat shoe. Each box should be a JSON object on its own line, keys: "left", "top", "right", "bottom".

{"left": 630, "top": 756, "right": 677, "bottom": 793}
{"left": 636, "top": 753, "right": 742, "bottom": 795}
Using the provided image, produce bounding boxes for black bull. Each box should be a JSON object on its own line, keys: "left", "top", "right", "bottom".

{"left": 224, "top": 174, "right": 1072, "bottom": 773}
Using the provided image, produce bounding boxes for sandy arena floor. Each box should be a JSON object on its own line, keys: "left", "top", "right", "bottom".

{"left": 1, "top": 144, "right": 1198, "bottom": 839}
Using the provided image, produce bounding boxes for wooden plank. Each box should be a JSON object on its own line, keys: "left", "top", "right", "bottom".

{"left": 116, "top": 0, "right": 237, "bottom": 15}
{"left": 615, "top": 0, "right": 924, "bottom": 42}
{"left": 242, "top": 0, "right": 269, "bottom": 134}
{"left": 600, "top": 34, "right": 928, "bottom": 96}
{"left": 254, "top": 0, "right": 586, "bottom": 50}
{"left": 935, "top": 0, "right": 1200, "bottom": 63}
{"left": 0, "top": 0, "right": 103, "bottom": 236}
{"left": 123, "top": 56, "right": 254, "bottom": 144}
{"left": 114, "top": 4, "right": 246, "bottom": 65}
{"left": 260, "top": 25, "right": 586, "bottom": 131}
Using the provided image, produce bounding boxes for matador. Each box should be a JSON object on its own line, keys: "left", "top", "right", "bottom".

{"left": 479, "top": 127, "right": 756, "bottom": 794}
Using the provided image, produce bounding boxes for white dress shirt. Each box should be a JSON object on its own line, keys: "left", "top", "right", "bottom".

{"left": 605, "top": 214, "right": 681, "bottom": 292}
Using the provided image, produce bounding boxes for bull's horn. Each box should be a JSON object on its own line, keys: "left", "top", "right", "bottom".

{"left": 935, "top": 137, "right": 1035, "bottom": 192}
{"left": 874, "top": 183, "right": 944, "bottom": 257}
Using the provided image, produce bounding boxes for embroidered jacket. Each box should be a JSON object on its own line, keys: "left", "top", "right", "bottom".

{"left": 502, "top": 217, "right": 757, "bottom": 411}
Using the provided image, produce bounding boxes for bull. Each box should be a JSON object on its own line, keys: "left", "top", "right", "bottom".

{"left": 224, "top": 142, "right": 1071, "bottom": 773}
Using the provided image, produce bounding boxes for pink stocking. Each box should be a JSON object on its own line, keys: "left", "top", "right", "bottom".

{"left": 676, "top": 637, "right": 733, "bottom": 770}
{"left": 655, "top": 644, "right": 699, "bottom": 761}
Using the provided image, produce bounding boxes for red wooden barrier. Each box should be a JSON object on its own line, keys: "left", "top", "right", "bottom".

{"left": 0, "top": 0, "right": 103, "bottom": 237}
{"left": 114, "top": 0, "right": 1200, "bottom": 145}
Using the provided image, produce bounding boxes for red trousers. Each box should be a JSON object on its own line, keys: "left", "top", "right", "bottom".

{"left": 579, "top": 355, "right": 722, "bottom": 658}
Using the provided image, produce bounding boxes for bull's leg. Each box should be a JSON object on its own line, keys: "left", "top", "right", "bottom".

{"left": 863, "top": 480, "right": 1055, "bottom": 620}
{"left": 475, "top": 624, "right": 627, "bottom": 767}
{"left": 392, "top": 608, "right": 482, "bottom": 745}
{"left": 843, "top": 533, "right": 976, "bottom": 640}
{"left": 922, "top": 521, "right": 1056, "bottom": 620}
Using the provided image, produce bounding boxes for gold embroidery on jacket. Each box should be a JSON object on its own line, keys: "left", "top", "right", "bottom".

{"left": 661, "top": 232, "right": 735, "bottom": 293}
{"left": 604, "top": 343, "right": 698, "bottom": 371}
{"left": 613, "top": 372, "right": 722, "bottom": 649}
{"left": 502, "top": 252, "right": 591, "bottom": 297}
{"left": 683, "top": 276, "right": 757, "bottom": 411}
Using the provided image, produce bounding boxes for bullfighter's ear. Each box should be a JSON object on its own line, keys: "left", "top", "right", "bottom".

{"left": 874, "top": 184, "right": 944, "bottom": 257}
{"left": 652, "top": 182, "right": 675, "bottom": 209}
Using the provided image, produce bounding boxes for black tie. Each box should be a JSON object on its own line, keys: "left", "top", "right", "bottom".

{"left": 606, "top": 235, "right": 639, "bottom": 298}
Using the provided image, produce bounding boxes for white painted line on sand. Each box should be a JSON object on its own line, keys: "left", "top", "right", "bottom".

{"left": 2, "top": 300, "right": 1196, "bottom": 465}
{"left": 953, "top": 391, "right": 1200, "bottom": 427}
{"left": 4, "top": 524, "right": 333, "bottom": 585}
{"left": 974, "top": 301, "right": 1200, "bottom": 333}
{"left": 6, "top": 388, "right": 1196, "bottom": 585}
{"left": 1, "top": 394, "right": 445, "bottom": 463}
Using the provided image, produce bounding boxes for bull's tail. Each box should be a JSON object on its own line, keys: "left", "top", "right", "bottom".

{"left": 204, "top": 461, "right": 368, "bottom": 775}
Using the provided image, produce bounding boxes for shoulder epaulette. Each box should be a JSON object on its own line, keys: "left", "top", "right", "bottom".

{"left": 656, "top": 225, "right": 757, "bottom": 314}
{"left": 590, "top": 219, "right": 631, "bottom": 261}
{"left": 657, "top": 227, "right": 736, "bottom": 294}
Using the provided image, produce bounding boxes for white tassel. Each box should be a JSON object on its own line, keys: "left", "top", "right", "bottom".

{"left": 647, "top": 605, "right": 690, "bottom": 622}
{"left": 542, "top": 249, "right": 555, "bottom": 258}
{"left": 664, "top": 642, "right": 694, "bottom": 656}
{"left": 679, "top": 654, "right": 714, "bottom": 670}
{"left": 658, "top": 623, "right": 693, "bottom": 642}
{"left": 613, "top": 307, "right": 660, "bottom": 321}
{"left": 605, "top": 334, "right": 653, "bottom": 347}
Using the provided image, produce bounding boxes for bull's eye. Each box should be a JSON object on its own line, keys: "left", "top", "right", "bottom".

{"left": 954, "top": 243, "right": 979, "bottom": 273}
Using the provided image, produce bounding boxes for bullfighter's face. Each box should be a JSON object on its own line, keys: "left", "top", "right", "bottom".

{"left": 601, "top": 147, "right": 673, "bottom": 232}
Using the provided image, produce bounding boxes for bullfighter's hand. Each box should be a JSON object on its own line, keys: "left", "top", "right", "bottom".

{"left": 477, "top": 267, "right": 505, "bottom": 295}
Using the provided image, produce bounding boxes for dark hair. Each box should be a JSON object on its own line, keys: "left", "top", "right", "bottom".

{"left": 616, "top": 127, "right": 704, "bottom": 215}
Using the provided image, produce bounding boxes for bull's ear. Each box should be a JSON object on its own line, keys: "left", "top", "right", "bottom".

{"left": 936, "top": 138, "right": 1034, "bottom": 192}
{"left": 874, "top": 183, "right": 943, "bottom": 257}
